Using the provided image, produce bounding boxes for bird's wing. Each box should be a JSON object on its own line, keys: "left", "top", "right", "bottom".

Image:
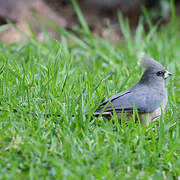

{"left": 99, "top": 90, "right": 130, "bottom": 106}
{"left": 95, "top": 86, "right": 164, "bottom": 114}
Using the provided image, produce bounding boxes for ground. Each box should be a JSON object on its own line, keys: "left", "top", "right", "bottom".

{"left": 0, "top": 1, "right": 180, "bottom": 179}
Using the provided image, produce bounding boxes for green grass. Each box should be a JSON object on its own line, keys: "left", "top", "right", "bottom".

{"left": 0, "top": 1, "right": 180, "bottom": 179}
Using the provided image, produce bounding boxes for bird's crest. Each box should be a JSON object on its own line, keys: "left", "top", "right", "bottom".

{"left": 138, "top": 53, "right": 165, "bottom": 70}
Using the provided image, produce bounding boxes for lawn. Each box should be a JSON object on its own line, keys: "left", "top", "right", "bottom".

{"left": 0, "top": 1, "right": 180, "bottom": 179}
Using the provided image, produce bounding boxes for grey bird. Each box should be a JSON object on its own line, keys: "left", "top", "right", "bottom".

{"left": 93, "top": 55, "right": 172, "bottom": 125}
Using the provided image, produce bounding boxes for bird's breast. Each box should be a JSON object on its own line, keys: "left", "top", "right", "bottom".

{"left": 160, "top": 88, "right": 168, "bottom": 110}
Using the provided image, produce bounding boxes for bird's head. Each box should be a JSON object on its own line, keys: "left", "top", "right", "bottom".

{"left": 138, "top": 54, "right": 172, "bottom": 87}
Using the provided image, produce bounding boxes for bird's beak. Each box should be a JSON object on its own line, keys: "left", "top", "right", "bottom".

{"left": 164, "top": 71, "right": 173, "bottom": 79}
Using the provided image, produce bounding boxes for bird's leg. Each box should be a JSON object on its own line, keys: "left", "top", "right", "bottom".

{"left": 140, "top": 113, "right": 151, "bottom": 126}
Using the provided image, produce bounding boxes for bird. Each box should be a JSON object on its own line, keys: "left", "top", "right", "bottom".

{"left": 93, "top": 54, "right": 172, "bottom": 125}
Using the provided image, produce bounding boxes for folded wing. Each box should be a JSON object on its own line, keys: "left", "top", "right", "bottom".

{"left": 94, "top": 85, "right": 163, "bottom": 115}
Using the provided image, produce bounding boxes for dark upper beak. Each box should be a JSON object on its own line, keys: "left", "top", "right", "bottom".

{"left": 164, "top": 71, "right": 173, "bottom": 79}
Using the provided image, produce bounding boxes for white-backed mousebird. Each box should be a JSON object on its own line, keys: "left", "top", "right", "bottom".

{"left": 93, "top": 54, "right": 172, "bottom": 125}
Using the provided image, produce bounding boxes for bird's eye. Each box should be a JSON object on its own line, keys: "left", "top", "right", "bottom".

{"left": 156, "top": 71, "right": 163, "bottom": 76}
